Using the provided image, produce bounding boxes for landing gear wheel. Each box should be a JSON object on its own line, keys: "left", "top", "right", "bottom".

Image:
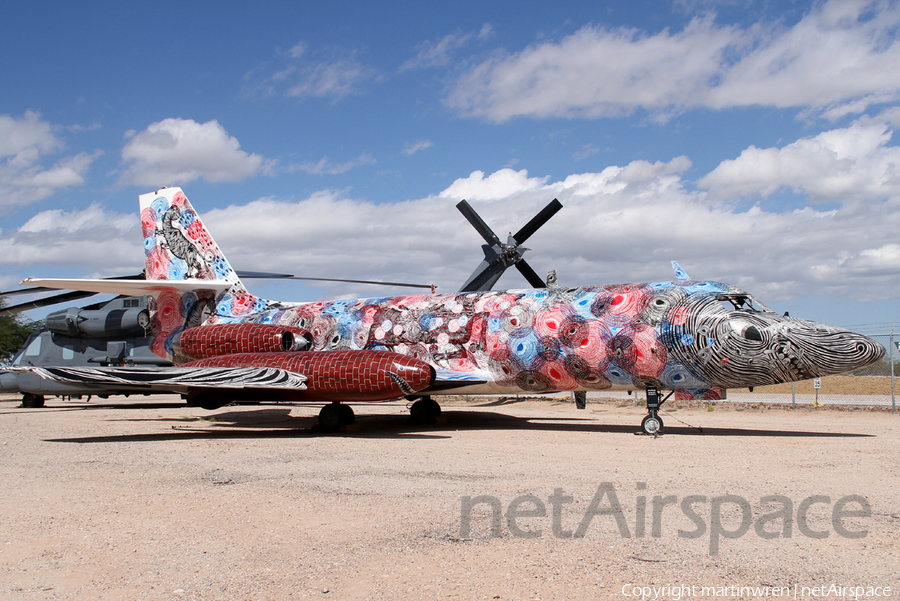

{"left": 337, "top": 403, "right": 355, "bottom": 426}
{"left": 641, "top": 413, "right": 663, "bottom": 435}
{"left": 410, "top": 397, "right": 441, "bottom": 424}
{"left": 21, "top": 393, "right": 45, "bottom": 408}
{"left": 318, "top": 403, "right": 354, "bottom": 431}
{"left": 186, "top": 389, "right": 231, "bottom": 411}
{"left": 318, "top": 403, "right": 342, "bottom": 432}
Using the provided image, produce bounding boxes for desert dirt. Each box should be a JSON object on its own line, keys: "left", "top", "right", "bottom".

{"left": 0, "top": 392, "right": 897, "bottom": 601}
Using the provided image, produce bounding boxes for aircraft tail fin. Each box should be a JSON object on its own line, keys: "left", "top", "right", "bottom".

{"left": 671, "top": 261, "right": 690, "bottom": 282}
{"left": 139, "top": 187, "right": 263, "bottom": 318}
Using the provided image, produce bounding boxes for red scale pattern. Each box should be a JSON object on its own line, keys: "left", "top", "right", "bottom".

{"left": 184, "top": 350, "right": 435, "bottom": 402}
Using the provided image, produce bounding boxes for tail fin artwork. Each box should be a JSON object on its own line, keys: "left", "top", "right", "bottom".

{"left": 139, "top": 187, "right": 266, "bottom": 320}
{"left": 138, "top": 187, "right": 273, "bottom": 360}
{"left": 19, "top": 187, "right": 275, "bottom": 362}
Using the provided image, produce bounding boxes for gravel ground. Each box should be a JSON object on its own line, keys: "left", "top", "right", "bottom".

{"left": 0, "top": 394, "right": 897, "bottom": 600}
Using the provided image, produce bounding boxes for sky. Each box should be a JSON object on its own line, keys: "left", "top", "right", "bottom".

{"left": 1, "top": 0, "right": 899, "bottom": 334}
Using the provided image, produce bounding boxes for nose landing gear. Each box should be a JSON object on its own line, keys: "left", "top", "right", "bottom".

{"left": 641, "top": 411, "right": 663, "bottom": 435}
{"left": 640, "top": 387, "right": 671, "bottom": 435}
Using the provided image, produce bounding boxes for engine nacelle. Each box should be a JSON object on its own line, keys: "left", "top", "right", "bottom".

{"left": 173, "top": 324, "right": 312, "bottom": 361}
{"left": 184, "top": 350, "right": 435, "bottom": 405}
{"left": 45, "top": 307, "right": 150, "bottom": 338}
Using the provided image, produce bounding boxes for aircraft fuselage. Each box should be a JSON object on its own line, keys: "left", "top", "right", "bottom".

{"left": 164, "top": 280, "right": 883, "bottom": 399}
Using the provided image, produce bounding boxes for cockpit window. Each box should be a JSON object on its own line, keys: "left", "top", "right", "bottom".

{"left": 716, "top": 294, "right": 773, "bottom": 313}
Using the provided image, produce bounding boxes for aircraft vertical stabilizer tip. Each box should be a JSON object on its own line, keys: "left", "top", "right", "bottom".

{"left": 672, "top": 261, "right": 690, "bottom": 281}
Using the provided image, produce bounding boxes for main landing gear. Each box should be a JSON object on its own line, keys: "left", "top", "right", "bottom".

{"left": 408, "top": 396, "right": 441, "bottom": 424}
{"left": 318, "top": 402, "right": 355, "bottom": 432}
{"left": 640, "top": 387, "right": 672, "bottom": 435}
{"left": 21, "top": 393, "right": 45, "bottom": 408}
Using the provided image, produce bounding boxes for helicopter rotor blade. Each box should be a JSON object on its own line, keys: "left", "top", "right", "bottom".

{"left": 457, "top": 198, "right": 563, "bottom": 292}
{"left": 513, "top": 198, "right": 562, "bottom": 244}
{"left": 461, "top": 259, "right": 508, "bottom": 293}
{"left": 271, "top": 276, "right": 433, "bottom": 289}
{"left": 456, "top": 200, "right": 502, "bottom": 247}
{"left": 515, "top": 259, "right": 547, "bottom": 289}
{"left": 0, "top": 272, "right": 147, "bottom": 298}
{"left": 0, "top": 290, "right": 102, "bottom": 316}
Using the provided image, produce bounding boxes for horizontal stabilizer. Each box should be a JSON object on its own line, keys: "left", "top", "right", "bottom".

{"left": 19, "top": 278, "right": 232, "bottom": 298}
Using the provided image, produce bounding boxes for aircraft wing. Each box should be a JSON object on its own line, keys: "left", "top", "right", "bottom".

{"left": 12, "top": 354, "right": 492, "bottom": 397}
{"left": 7, "top": 365, "right": 307, "bottom": 392}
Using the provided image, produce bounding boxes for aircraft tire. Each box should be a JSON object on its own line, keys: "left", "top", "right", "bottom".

{"left": 641, "top": 414, "right": 663, "bottom": 435}
{"left": 410, "top": 397, "right": 441, "bottom": 424}
{"left": 337, "top": 403, "right": 355, "bottom": 426}
{"left": 318, "top": 403, "right": 342, "bottom": 432}
{"left": 21, "top": 393, "right": 45, "bottom": 408}
{"left": 186, "top": 389, "right": 232, "bottom": 411}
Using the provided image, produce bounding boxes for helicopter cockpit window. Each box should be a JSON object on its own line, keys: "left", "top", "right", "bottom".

{"left": 24, "top": 337, "right": 42, "bottom": 357}
{"left": 716, "top": 294, "right": 773, "bottom": 313}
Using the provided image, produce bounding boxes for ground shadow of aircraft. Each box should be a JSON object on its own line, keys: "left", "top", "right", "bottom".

{"left": 42, "top": 404, "right": 874, "bottom": 444}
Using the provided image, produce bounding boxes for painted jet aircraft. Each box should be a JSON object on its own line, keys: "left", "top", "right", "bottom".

{"left": 14, "top": 187, "right": 884, "bottom": 433}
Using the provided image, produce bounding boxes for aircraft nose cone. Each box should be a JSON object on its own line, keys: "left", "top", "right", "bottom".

{"left": 843, "top": 332, "right": 885, "bottom": 369}
{"left": 783, "top": 323, "right": 884, "bottom": 378}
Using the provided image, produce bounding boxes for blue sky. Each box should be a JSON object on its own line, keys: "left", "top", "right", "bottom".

{"left": 1, "top": 0, "right": 899, "bottom": 333}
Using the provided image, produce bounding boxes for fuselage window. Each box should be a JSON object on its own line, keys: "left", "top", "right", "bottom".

{"left": 62, "top": 346, "right": 75, "bottom": 360}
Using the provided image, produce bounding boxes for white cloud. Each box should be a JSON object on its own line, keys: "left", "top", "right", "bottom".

{"left": 400, "top": 25, "right": 493, "bottom": 71}
{"left": 193, "top": 156, "right": 900, "bottom": 304}
{"left": 0, "top": 204, "right": 142, "bottom": 272}
{"left": 19, "top": 203, "right": 133, "bottom": 235}
{"left": 402, "top": 140, "right": 434, "bottom": 155}
{"left": 0, "top": 111, "right": 100, "bottom": 208}
{"left": 573, "top": 144, "right": 600, "bottom": 160}
{"left": 0, "top": 111, "right": 60, "bottom": 157}
{"left": 708, "top": 1, "right": 900, "bottom": 114}
{"left": 118, "top": 118, "right": 270, "bottom": 187}
{"left": 6, "top": 127, "right": 900, "bottom": 308}
{"left": 290, "top": 154, "right": 376, "bottom": 175}
{"left": 438, "top": 168, "right": 550, "bottom": 201}
{"left": 286, "top": 56, "right": 370, "bottom": 99}
{"left": 446, "top": 0, "right": 900, "bottom": 122}
{"left": 699, "top": 120, "right": 900, "bottom": 202}
{"left": 245, "top": 43, "right": 375, "bottom": 101}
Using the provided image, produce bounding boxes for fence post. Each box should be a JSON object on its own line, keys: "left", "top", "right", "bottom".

{"left": 791, "top": 382, "right": 796, "bottom": 410}
{"left": 891, "top": 325, "right": 896, "bottom": 415}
